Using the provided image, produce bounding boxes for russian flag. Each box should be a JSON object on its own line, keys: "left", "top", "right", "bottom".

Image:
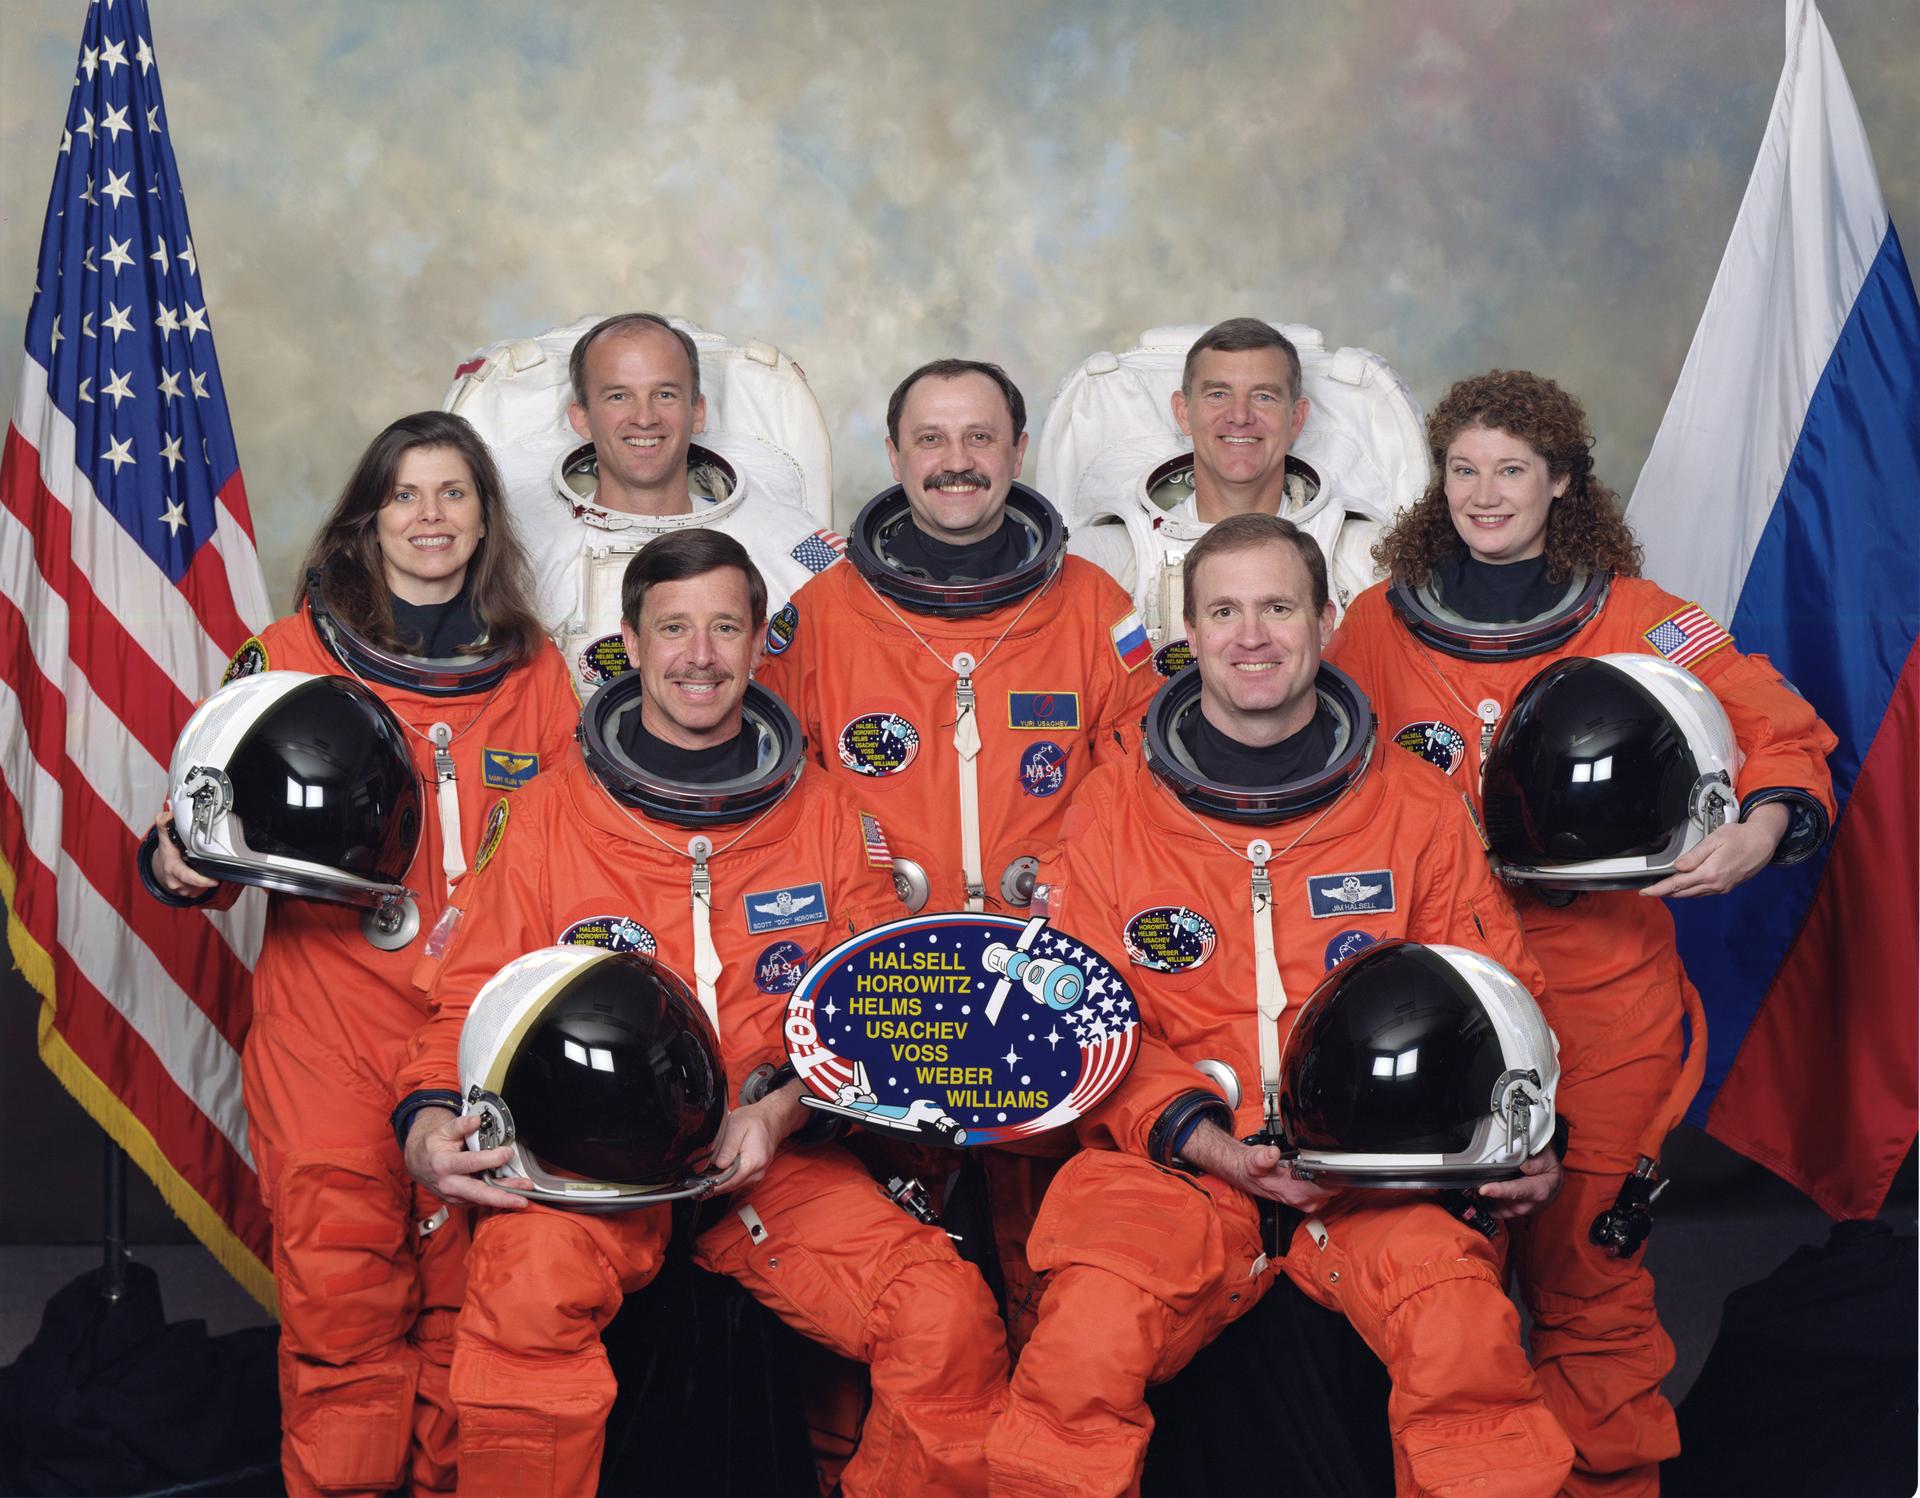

{"left": 1111, "top": 610, "right": 1153, "bottom": 673}
{"left": 1625, "top": 1, "right": 1918, "bottom": 1219}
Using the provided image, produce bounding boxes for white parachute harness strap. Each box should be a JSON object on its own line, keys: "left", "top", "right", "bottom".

{"left": 869, "top": 577, "right": 1054, "bottom": 911}
{"left": 430, "top": 723, "right": 466, "bottom": 890}
{"left": 1171, "top": 792, "right": 1345, "bottom": 1131}
{"left": 687, "top": 834, "right": 724, "bottom": 1035}
{"left": 329, "top": 654, "right": 512, "bottom": 898}
{"left": 605, "top": 788, "right": 788, "bottom": 1041}
{"left": 1247, "top": 837, "right": 1290, "bottom": 1132}
{"left": 953, "top": 652, "right": 985, "bottom": 910}
{"left": 417, "top": 1205, "right": 451, "bottom": 1239}
{"left": 736, "top": 1203, "right": 769, "bottom": 1244}
{"left": 1154, "top": 553, "right": 1183, "bottom": 649}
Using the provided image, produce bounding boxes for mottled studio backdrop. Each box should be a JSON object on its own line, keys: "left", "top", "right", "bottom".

{"left": 3, "top": 1, "right": 1916, "bottom": 602}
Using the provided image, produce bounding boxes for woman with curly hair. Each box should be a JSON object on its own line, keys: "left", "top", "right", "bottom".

{"left": 1329, "top": 370, "right": 1837, "bottom": 1498}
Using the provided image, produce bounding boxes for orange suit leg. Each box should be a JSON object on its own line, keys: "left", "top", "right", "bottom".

{"left": 1283, "top": 1196, "right": 1573, "bottom": 1498}
{"left": 986, "top": 1151, "right": 1267, "bottom": 1498}
{"left": 450, "top": 1204, "right": 668, "bottom": 1497}
{"left": 1513, "top": 981, "right": 1686, "bottom": 1498}
{"left": 244, "top": 1009, "right": 455, "bottom": 1498}
{"left": 694, "top": 1146, "right": 1008, "bottom": 1498}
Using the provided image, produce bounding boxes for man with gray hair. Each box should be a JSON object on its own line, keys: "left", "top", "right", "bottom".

{"left": 1068, "top": 317, "right": 1392, "bottom": 672}
{"left": 522, "top": 311, "right": 844, "bottom": 697}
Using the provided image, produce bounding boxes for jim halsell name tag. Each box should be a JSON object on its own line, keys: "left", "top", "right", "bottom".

{"left": 784, "top": 913, "right": 1141, "bottom": 1146}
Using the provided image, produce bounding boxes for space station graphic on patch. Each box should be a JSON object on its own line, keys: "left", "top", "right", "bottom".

{"left": 784, "top": 913, "right": 1140, "bottom": 1146}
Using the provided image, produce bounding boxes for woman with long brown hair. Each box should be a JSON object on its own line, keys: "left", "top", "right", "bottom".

{"left": 1330, "top": 370, "right": 1836, "bottom": 1498}
{"left": 142, "top": 410, "right": 578, "bottom": 1497}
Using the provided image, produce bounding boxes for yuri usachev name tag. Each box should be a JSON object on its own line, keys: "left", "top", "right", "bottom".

{"left": 784, "top": 913, "right": 1140, "bottom": 1146}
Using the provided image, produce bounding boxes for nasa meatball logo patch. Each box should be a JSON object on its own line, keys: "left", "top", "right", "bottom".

{"left": 838, "top": 712, "right": 921, "bottom": 776}
{"left": 755, "top": 939, "right": 808, "bottom": 994}
{"left": 1306, "top": 870, "right": 1396, "bottom": 919}
{"left": 1393, "top": 721, "right": 1468, "bottom": 776}
{"left": 1324, "top": 928, "right": 1378, "bottom": 970}
{"left": 558, "top": 914, "right": 658, "bottom": 954}
{"left": 1018, "top": 741, "right": 1068, "bottom": 798}
{"left": 1121, "top": 905, "right": 1218, "bottom": 973}
{"left": 1152, "top": 639, "right": 1196, "bottom": 678}
{"left": 764, "top": 602, "right": 800, "bottom": 657}
{"left": 578, "top": 634, "right": 632, "bottom": 686}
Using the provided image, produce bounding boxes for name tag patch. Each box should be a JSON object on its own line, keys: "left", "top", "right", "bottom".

{"left": 1007, "top": 692, "right": 1080, "bottom": 730}
{"left": 744, "top": 882, "right": 827, "bottom": 933}
{"left": 482, "top": 749, "right": 540, "bottom": 789}
{"left": 1306, "top": 870, "right": 1396, "bottom": 919}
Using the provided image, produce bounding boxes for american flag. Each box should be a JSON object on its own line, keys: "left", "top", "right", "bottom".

{"left": 790, "top": 527, "right": 846, "bottom": 574}
{"left": 2, "top": 0, "right": 275, "bottom": 1305}
{"left": 1643, "top": 604, "right": 1733, "bottom": 669}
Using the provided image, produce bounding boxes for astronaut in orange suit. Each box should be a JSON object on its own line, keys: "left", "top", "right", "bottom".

{"left": 757, "top": 359, "right": 1163, "bottom": 1336}
{"left": 397, "top": 529, "right": 1009, "bottom": 1498}
{"left": 986, "top": 514, "right": 1574, "bottom": 1498}
{"left": 142, "top": 412, "right": 581, "bottom": 1497}
{"left": 1327, "top": 372, "right": 1836, "bottom": 1498}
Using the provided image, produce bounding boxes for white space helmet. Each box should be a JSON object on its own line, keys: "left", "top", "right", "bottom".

{"left": 167, "top": 671, "right": 423, "bottom": 947}
{"left": 459, "top": 946, "right": 728, "bottom": 1211}
{"left": 1483, "top": 653, "right": 1744, "bottom": 890}
{"left": 1278, "top": 940, "right": 1560, "bottom": 1188}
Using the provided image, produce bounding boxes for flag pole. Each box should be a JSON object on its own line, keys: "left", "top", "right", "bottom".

{"left": 103, "top": 1137, "right": 130, "bottom": 1303}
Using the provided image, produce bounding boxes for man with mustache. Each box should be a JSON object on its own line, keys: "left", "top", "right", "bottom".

{"left": 757, "top": 357, "right": 1162, "bottom": 1341}
{"left": 520, "top": 312, "right": 846, "bottom": 698}
{"left": 395, "top": 530, "right": 1009, "bottom": 1496}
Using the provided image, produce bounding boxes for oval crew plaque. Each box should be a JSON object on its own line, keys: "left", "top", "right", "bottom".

{"left": 784, "top": 913, "right": 1141, "bottom": 1146}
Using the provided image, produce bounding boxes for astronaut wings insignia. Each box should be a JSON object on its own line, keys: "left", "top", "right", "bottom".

{"left": 743, "top": 881, "right": 828, "bottom": 934}
{"left": 1306, "top": 869, "right": 1396, "bottom": 918}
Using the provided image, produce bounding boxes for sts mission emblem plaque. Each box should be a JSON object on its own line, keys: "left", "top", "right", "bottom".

{"left": 784, "top": 914, "right": 1140, "bottom": 1145}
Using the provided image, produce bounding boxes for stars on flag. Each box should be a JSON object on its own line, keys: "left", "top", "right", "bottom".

{"left": 102, "top": 235, "right": 134, "bottom": 273}
{"left": 102, "top": 167, "right": 133, "bottom": 207}
{"left": 100, "top": 434, "right": 136, "bottom": 473}
{"left": 100, "top": 368, "right": 134, "bottom": 406}
{"left": 101, "top": 303, "right": 134, "bottom": 340}
{"left": 159, "top": 498, "right": 188, "bottom": 535}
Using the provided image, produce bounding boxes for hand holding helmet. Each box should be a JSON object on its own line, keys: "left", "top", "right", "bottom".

{"left": 1639, "top": 799, "right": 1789, "bottom": 899}
{"left": 405, "top": 1106, "right": 534, "bottom": 1212}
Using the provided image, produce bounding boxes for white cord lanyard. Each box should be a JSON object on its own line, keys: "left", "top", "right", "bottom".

{"left": 1411, "top": 648, "right": 1502, "bottom": 794}
{"left": 1175, "top": 796, "right": 1342, "bottom": 1131}
{"left": 609, "top": 795, "right": 784, "bottom": 1039}
{"left": 870, "top": 581, "right": 1051, "bottom": 912}
{"left": 334, "top": 657, "right": 510, "bottom": 899}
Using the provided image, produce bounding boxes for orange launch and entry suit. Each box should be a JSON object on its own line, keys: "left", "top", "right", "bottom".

{"left": 986, "top": 739, "right": 1575, "bottom": 1498}
{"left": 757, "top": 556, "right": 1160, "bottom": 918}
{"left": 759, "top": 555, "right": 1162, "bottom": 1337}
{"left": 213, "top": 611, "right": 579, "bottom": 1497}
{"left": 1329, "top": 575, "right": 1836, "bottom": 1498}
{"left": 396, "top": 755, "right": 1011, "bottom": 1498}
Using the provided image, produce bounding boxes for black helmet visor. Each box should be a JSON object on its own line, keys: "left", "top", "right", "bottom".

{"left": 228, "top": 677, "right": 421, "bottom": 884}
{"left": 504, "top": 954, "right": 725, "bottom": 1186}
{"left": 1482, "top": 657, "right": 1697, "bottom": 867}
{"left": 1280, "top": 941, "right": 1505, "bottom": 1157}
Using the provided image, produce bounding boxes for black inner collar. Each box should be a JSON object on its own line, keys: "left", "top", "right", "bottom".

{"left": 1188, "top": 700, "right": 1339, "bottom": 787}
{"left": 1431, "top": 550, "right": 1567, "bottom": 624}
{"left": 388, "top": 584, "right": 483, "bottom": 658}
{"left": 616, "top": 708, "right": 760, "bottom": 785}
{"left": 882, "top": 512, "right": 1029, "bottom": 583}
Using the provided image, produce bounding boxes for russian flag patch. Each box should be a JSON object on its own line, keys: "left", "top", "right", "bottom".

{"left": 1110, "top": 611, "right": 1152, "bottom": 672}
{"left": 1644, "top": 604, "right": 1732, "bottom": 668}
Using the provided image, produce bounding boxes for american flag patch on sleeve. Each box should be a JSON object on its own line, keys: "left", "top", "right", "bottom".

{"left": 1644, "top": 605, "right": 1732, "bottom": 668}
{"left": 859, "top": 811, "right": 892, "bottom": 868}
{"left": 791, "top": 529, "right": 846, "bottom": 573}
